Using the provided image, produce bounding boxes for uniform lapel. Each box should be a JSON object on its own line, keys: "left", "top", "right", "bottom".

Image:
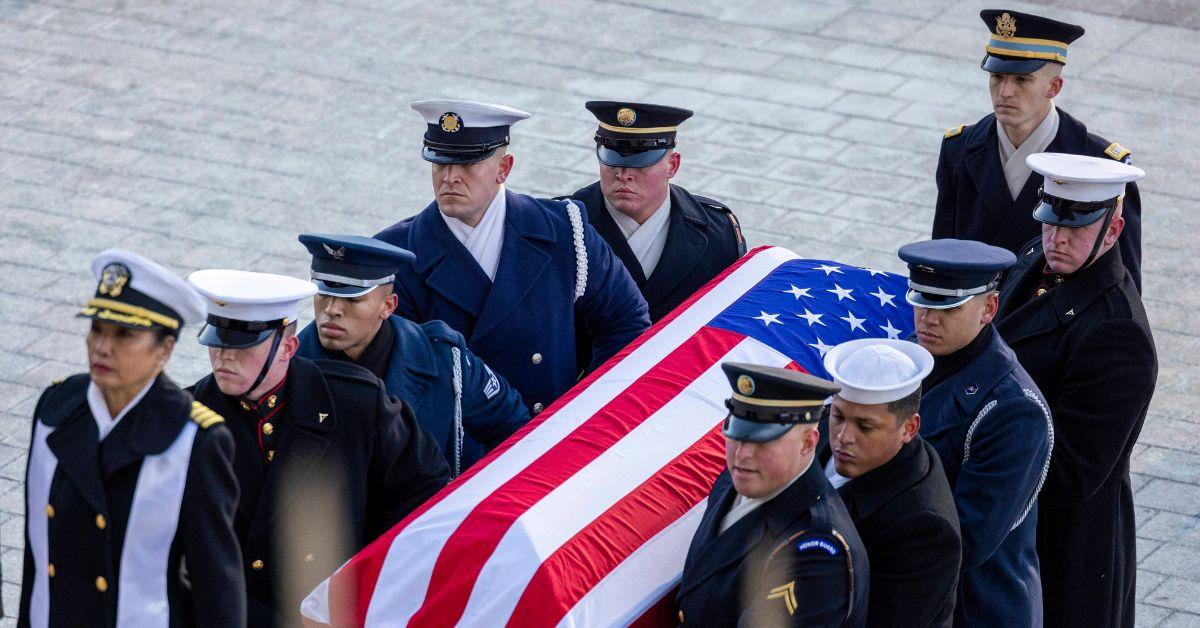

{"left": 100, "top": 375, "right": 189, "bottom": 479}
{"left": 410, "top": 201, "right": 492, "bottom": 321}
{"left": 678, "top": 473, "right": 750, "bottom": 597}
{"left": 964, "top": 116, "right": 1018, "bottom": 238}
{"left": 45, "top": 402, "right": 108, "bottom": 515}
{"left": 471, "top": 191, "right": 555, "bottom": 343}
{"left": 642, "top": 186, "right": 708, "bottom": 307}
{"left": 384, "top": 317, "right": 443, "bottom": 440}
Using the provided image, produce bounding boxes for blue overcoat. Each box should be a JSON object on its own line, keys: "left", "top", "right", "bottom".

{"left": 919, "top": 327, "right": 1053, "bottom": 627}
{"left": 297, "top": 316, "right": 529, "bottom": 475}
{"left": 375, "top": 190, "right": 650, "bottom": 414}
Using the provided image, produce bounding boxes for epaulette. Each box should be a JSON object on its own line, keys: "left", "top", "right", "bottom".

{"left": 419, "top": 319, "right": 466, "bottom": 346}
{"left": 693, "top": 194, "right": 731, "bottom": 213}
{"left": 1104, "top": 142, "right": 1131, "bottom": 162}
{"left": 944, "top": 125, "right": 965, "bottom": 139}
{"left": 190, "top": 401, "right": 224, "bottom": 429}
{"left": 52, "top": 378, "right": 65, "bottom": 386}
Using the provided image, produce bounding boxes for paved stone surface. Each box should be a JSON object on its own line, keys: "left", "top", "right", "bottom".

{"left": 0, "top": 0, "right": 1196, "bottom": 622}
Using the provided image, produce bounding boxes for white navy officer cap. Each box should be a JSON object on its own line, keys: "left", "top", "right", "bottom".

{"left": 188, "top": 269, "right": 316, "bottom": 349}
{"left": 412, "top": 99, "right": 530, "bottom": 165}
{"left": 78, "top": 249, "right": 205, "bottom": 334}
{"left": 1027, "top": 152, "right": 1146, "bottom": 227}
{"left": 823, "top": 339, "right": 934, "bottom": 405}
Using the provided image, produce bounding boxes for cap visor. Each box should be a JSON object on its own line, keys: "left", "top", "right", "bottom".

{"left": 77, "top": 307, "right": 158, "bottom": 331}
{"left": 596, "top": 145, "right": 668, "bottom": 168}
{"left": 313, "top": 280, "right": 379, "bottom": 298}
{"left": 196, "top": 324, "right": 275, "bottom": 349}
{"left": 981, "top": 55, "right": 1049, "bottom": 75}
{"left": 422, "top": 146, "right": 497, "bottom": 165}
{"left": 1032, "top": 201, "right": 1108, "bottom": 227}
{"left": 905, "top": 290, "right": 974, "bottom": 310}
{"left": 722, "top": 415, "right": 794, "bottom": 444}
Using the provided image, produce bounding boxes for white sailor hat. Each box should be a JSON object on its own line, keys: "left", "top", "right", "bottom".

{"left": 411, "top": 99, "right": 530, "bottom": 164}
{"left": 823, "top": 339, "right": 934, "bottom": 405}
{"left": 188, "top": 269, "right": 316, "bottom": 349}
{"left": 1027, "top": 152, "right": 1146, "bottom": 227}
{"left": 78, "top": 249, "right": 206, "bottom": 334}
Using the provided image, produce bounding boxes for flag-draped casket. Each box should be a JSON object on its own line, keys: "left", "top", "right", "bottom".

{"left": 302, "top": 246, "right": 915, "bottom": 626}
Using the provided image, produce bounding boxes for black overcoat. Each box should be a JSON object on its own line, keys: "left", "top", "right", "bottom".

{"left": 677, "top": 462, "right": 869, "bottom": 627}
{"left": 19, "top": 374, "right": 245, "bottom": 628}
{"left": 996, "top": 241, "right": 1157, "bottom": 628}
{"left": 933, "top": 107, "right": 1142, "bottom": 289}
{"left": 821, "top": 438, "right": 961, "bottom": 628}
{"left": 189, "top": 357, "right": 450, "bottom": 627}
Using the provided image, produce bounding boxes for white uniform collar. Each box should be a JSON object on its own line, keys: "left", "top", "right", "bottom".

{"left": 823, "top": 456, "right": 852, "bottom": 489}
{"left": 604, "top": 191, "right": 672, "bottom": 277}
{"left": 441, "top": 185, "right": 507, "bottom": 281}
{"left": 88, "top": 377, "right": 156, "bottom": 441}
{"left": 998, "top": 105, "right": 1059, "bottom": 200}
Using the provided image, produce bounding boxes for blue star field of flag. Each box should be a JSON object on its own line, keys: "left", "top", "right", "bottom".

{"left": 708, "top": 259, "right": 915, "bottom": 378}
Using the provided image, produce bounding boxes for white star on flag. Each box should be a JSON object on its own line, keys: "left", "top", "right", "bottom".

{"left": 814, "top": 264, "right": 843, "bottom": 276}
{"left": 753, "top": 311, "right": 781, "bottom": 326}
{"left": 809, "top": 336, "right": 834, "bottom": 356}
{"left": 840, "top": 310, "right": 867, "bottom": 333}
{"left": 862, "top": 267, "right": 887, "bottom": 276}
{"left": 796, "top": 309, "right": 825, "bottom": 327}
{"left": 784, "top": 285, "right": 812, "bottom": 299}
{"left": 880, "top": 319, "right": 902, "bottom": 339}
{"left": 870, "top": 286, "right": 897, "bottom": 307}
{"left": 828, "top": 284, "right": 855, "bottom": 301}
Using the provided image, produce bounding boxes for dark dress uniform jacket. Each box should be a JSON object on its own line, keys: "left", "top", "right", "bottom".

{"left": 20, "top": 374, "right": 245, "bottom": 628}
{"left": 677, "top": 462, "right": 869, "bottom": 627}
{"left": 933, "top": 107, "right": 1142, "bottom": 289}
{"left": 567, "top": 181, "right": 746, "bottom": 322}
{"left": 375, "top": 190, "right": 650, "bottom": 415}
{"left": 823, "top": 438, "right": 961, "bottom": 628}
{"left": 996, "top": 242, "right": 1156, "bottom": 628}
{"left": 296, "top": 315, "right": 529, "bottom": 475}
{"left": 919, "top": 327, "right": 1053, "bottom": 627}
{"left": 189, "top": 357, "right": 450, "bottom": 627}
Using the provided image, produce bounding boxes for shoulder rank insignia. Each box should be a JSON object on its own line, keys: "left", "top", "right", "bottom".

{"left": 52, "top": 378, "right": 65, "bottom": 386}
{"left": 944, "top": 125, "right": 965, "bottom": 139}
{"left": 1104, "top": 142, "right": 1131, "bottom": 162}
{"left": 767, "top": 581, "right": 798, "bottom": 616}
{"left": 190, "top": 401, "right": 224, "bottom": 429}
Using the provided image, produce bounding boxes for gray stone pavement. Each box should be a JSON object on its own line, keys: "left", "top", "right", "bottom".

{"left": 0, "top": 0, "right": 1196, "bottom": 622}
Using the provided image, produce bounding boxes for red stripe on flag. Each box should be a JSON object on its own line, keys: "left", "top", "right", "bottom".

{"left": 506, "top": 425, "right": 725, "bottom": 626}
{"left": 408, "top": 327, "right": 748, "bottom": 626}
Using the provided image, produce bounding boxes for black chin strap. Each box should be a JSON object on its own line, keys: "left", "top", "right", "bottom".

{"left": 1080, "top": 206, "right": 1117, "bottom": 272}
{"left": 241, "top": 329, "right": 284, "bottom": 401}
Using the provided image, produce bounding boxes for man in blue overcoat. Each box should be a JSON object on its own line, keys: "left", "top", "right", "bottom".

{"left": 294, "top": 234, "right": 529, "bottom": 476}
{"left": 899, "top": 239, "right": 1053, "bottom": 627}
{"left": 376, "top": 99, "right": 650, "bottom": 415}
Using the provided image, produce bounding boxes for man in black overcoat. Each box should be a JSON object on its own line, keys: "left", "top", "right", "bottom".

{"left": 820, "top": 338, "right": 961, "bottom": 628}
{"left": 996, "top": 153, "right": 1156, "bottom": 628}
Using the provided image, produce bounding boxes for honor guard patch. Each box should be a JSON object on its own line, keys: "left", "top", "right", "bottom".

{"left": 944, "top": 125, "right": 965, "bottom": 139}
{"left": 440, "top": 112, "right": 463, "bottom": 133}
{"left": 796, "top": 537, "right": 840, "bottom": 556}
{"left": 616, "top": 107, "right": 636, "bottom": 126}
{"left": 483, "top": 365, "right": 500, "bottom": 400}
{"left": 1104, "top": 142, "right": 1131, "bottom": 162}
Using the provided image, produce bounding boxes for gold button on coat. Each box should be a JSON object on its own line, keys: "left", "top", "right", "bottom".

{"left": 263, "top": 422, "right": 274, "bottom": 435}
{"left": 532, "top": 402, "right": 544, "bottom": 413}
{"left": 267, "top": 450, "right": 275, "bottom": 462}
{"left": 45, "top": 504, "right": 55, "bottom": 518}
{"left": 251, "top": 559, "right": 264, "bottom": 571}
{"left": 304, "top": 553, "right": 314, "bottom": 562}
{"left": 531, "top": 353, "right": 542, "bottom": 365}
{"left": 95, "top": 514, "right": 106, "bottom": 529}
{"left": 679, "top": 610, "right": 684, "bottom": 623}
{"left": 95, "top": 576, "right": 108, "bottom": 592}
{"left": 47, "top": 563, "right": 55, "bottom": 578}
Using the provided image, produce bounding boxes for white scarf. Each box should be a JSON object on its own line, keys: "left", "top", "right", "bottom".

{"left": 823, "top": 456, "right": 852, "bottom": 489}
{"left": 88, "top": 377, "right": 156, "bottom": 441}
{"left": 604, "top": 193, "right": 671, "bottom": 278}
{"left": 998, "top": 106, "right": 1059, "bottom": 200}
{"left": 441, "top": 185, "right": 507, "bottom": 281}
{"left": 718, "top": 459, "right": 810, "bottom": 535}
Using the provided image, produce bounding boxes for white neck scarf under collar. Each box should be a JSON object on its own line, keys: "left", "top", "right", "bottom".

{"left": 441, "top": 185, "right": 507, "bottom": 281}
{"left": 604, "top": 191, "right": 671, "bottom": 277}
{"left": 88, "top": 377, "right": 156, "bottom": 441}
{"left": 998, "top": 105, "right": 1059, "bottom": 200}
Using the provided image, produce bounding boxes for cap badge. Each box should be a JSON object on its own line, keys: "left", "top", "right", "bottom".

{"left": 995, "top": 12, "right": 1017, "bottom": 38}
{"left": 98, "top": 263, "right": 130, "bottom": 298}
{"left": 322, "top": 243, "right": 346, "bottom": 260}
{"left": 439, "top": 112, "right": 462, "bottom": 133}
{"left": 737, "top": 374, "right": 756, "bottom": 396}
{"left": 616, "top": 107, "right": 637, "bottom": 127}
{"left": 916, "top": 265, "right": 936, "bottom": 273}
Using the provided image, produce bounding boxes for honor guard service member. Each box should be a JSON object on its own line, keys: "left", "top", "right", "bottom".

{"left": 933, "top": 10, "right": 1143, "bottom": 290}
{"left": 20, "top": 250, "right": 245, "bottom": 628}
{"left": 564, "top": 101, "right": 745, "bottom": 322}
{"left": 900, "top": 239, "right": 1053, "bottom": 628}
{"left": 375, "top": 99, "right": 650, "bottom": 416}
{"left": 186, "top": 269, "right": 450, "bottom": 627}
{"left": 295, "top": 234, "right": 529, "bottom": 477}
{"left": 677, "top": 363, "right": 868, "bottom": 628}
{"left": 820, "top": 339, "right": 961, "bottom": 628}
{"left": 996, "top": 153, "right": 1155, "bottom": 628}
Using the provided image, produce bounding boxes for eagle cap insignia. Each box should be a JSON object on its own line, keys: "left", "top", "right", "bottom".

{"left": 616, "top": 107, "right": 637, "bottom": 127}
{"left": 322, "top": 243, "right": 346, "bottom": 260}
{"left": 439, "top": 112, "right": 462, "bottom": 133}
{"left": 98, "top": 263, "right": 131, "bottom": 298}
{"left": 737, "top": 374, "right": 755, "bottom": 396}
{"left": 996, "top": 12, "right": 1017, "bottom": 38}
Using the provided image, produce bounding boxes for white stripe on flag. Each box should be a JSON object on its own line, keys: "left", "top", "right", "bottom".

{"left": 361, "top": 248, "right": 798, "bottom": 624}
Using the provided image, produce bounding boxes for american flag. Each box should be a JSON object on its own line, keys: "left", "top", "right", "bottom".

{"left": 301, "top": 246, "right": 914, "bottom": 627}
